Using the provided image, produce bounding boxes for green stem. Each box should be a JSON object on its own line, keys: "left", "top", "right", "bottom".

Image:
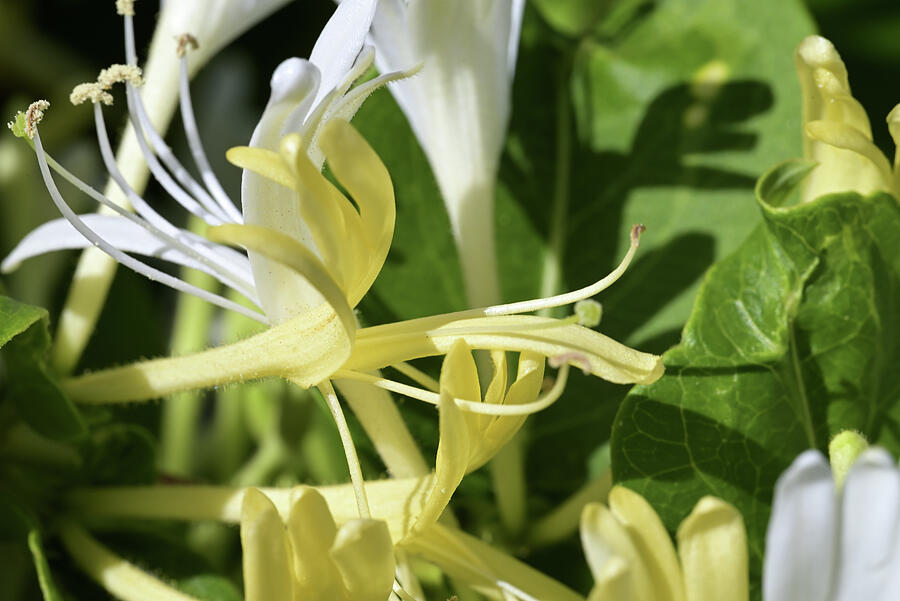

{"left": 538, "top": 53, "right": 574, "bottom": 315}
{"left": 158, "top": 254, "right": 218, "bottom": 477}
{"left": 230, "top": 438, "right": 286, "bottom": 487}
{"left": 490, "top": 430, "right": 527, "bottom": 534}
{"left": 58, "top": 521, "right": 202, "bottom": 601}
{"left": 527, "top": 470, "right": 612, "bottom": 547}
{"left": 0, "top": 423, "right": 81, "bottom": 470}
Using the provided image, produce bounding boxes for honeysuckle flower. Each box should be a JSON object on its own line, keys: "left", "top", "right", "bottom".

{"left": 4, "top": 0, "right": 661, "bottom": 519}
{"left": 795, "top": 35, "right": 900, "bottom": 202}
{"left": 368, "top": 0, "right": 525, "bottom": 306}
{"left": 763, "top": 444, "right": 900, "bottom": 601}
{"left": 65, "top": 343, "right": 575, "bottom": 601}
{"left": 581, "top": 486, "right": 748, "bottom": 601}
{"left": 49, "top": 0, "right": 295, "bottom": 375}
{"left": 240, "top": 487, "right": 397, "bottom": 601}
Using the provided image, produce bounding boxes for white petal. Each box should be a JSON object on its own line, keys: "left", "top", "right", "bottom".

{"left": 2, "top": 215, "right": 254, "bottom": 298}
{"left": 370, "top": 0, "right": 521, "bottom": 245}
{"left": 763, "top": 450, "right": 836, "bottom": 601}
{"left": 309, "top": 0, "right": 377, "bottom": 109}
{"left": 832, "top": 448, "right": 900, "bottom": 601}
{"left": 507, "top": 0, "right": 525, "bottom": 81}
{"left": 249, "top": 58, "right": 321, "bottom": 150}
{"left": 159, "top": 0, "right": 293, "bottom": 70}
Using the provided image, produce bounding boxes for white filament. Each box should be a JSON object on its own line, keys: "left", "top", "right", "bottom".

{"left": 32, "top": 129, "right": 267, "bottom": 323}
{"left": 178, "top": 56, "right": 244, "bottom": 223}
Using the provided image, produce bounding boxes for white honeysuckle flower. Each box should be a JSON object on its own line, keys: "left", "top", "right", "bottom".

{"left": 5, "top": 0, "right": 662, "bottom": 513}
{"left": 367, "top": 0, "right": 526, "bottom": 307}
{"left": 3, "top": 0, "right": 395, "bottom": 324}
{"left": 150, "top": 0, "right": 294, "bottom": 72}
{"left": 764, "top": 447, "right": 900, "bottom": 601}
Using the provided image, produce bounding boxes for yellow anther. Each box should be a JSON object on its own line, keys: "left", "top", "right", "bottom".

{"left": 24, "top": 100, "right": 50, "bottom": 140}
{"left": 176, "top": 33, "right": 199, "bottom": 58}
{"left": 70, "top": 83, "right": 114, "bottom": 106}
{"left": 115, "top": 0, "right": 135, "bottom": 17}
{"left": 97, "top": 64, "right": 143, "bottom": 89}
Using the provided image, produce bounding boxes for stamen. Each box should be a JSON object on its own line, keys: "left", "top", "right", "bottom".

{"left": 115, "top": 0, "right": 134, "bottom": 16}
{"left": 334, "top": 365, "right": 570, "bottom": 417}
{"left": 391, "top": 361, "right": 440, "bottom": 393}
{"left": 97, "top": 64, "right": 143, "bottom": 88}
{"left": 92, "top": 103, "right": 259, "bottom": 300}
{"left": 24, "top": 100, "right": 49, "bottom": 140}
{"left": 70, "top": 83, "right": 113, "bottom": 106}
{"left": 178, "top": 54, "right": 244, "bottom": 223}
{"left": 317, "top": 380, "right": 371, "bottom": 519}
{"left": 125, "top": 83, "right": 233, "bottom": 224}
{"left": 31, "top": 127, "right": 267, "bottom": 323}
{"left": 122, "top": 85, "right": 227, "bottom": 224}
{"left": 482, "top": 224, "right": 645, "bottom": 317}
{"left": 123, "top": 10, "right": 137, "bottom": 66}
{"left": 175, "top": 33, "right": 198, "bottom": 59}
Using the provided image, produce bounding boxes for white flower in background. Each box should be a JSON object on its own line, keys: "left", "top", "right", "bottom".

{"left": 368, "top": 0, "right": 525, "bottom": 307}
{"left": 764, "top": 439, "right": 900, "bottom": 601}
{"left": 149, "top": 0, "right": 293, "bottom": 71}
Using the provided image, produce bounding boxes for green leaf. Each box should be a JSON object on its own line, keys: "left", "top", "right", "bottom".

{"left": 0, "top": 296, "right": 85, "bottom": 440}
{"left": 611, "top": 188, "right": 900, "bottom": 595}
{"left": 178, "top": 575, "right": 243, "bottom": 601}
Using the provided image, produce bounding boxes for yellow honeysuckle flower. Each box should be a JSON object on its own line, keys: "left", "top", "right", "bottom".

{"left": 795, "top": 35, "right": 900, "bottom": 202}
{"left": 240, "top": 487, "right": 396, "bottom": 601}
{"left": 581, "top": 486, "right": 748, "bottom": 601}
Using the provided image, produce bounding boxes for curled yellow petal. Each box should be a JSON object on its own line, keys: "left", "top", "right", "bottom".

{"left": 580, "top": 502, "right": 656, "bottom": 601}
{"left": 609, "top": 486, "right": 685, "bottom": 601}
{"left": 318, "top": 119, "right": 396, "bottom": 305}
{"left": 207, "top": 222, "right": 356, "bottom": 338}
{"left": 226, "top": 146, "right": 296, "bottom": 191}
{"left": 794, "top": 35, "right": 891, "bottom": 200}
{"left": 412, "top": 343, "right": 472, "bottom": 534}
{"left": 285, "top": 487, "right": 344, "bottom": 599}
{"left": 330, "top": 519, "right": 396, "bottom": 601}
{"left": 676, "top": 496, "right": 748, "bottom": 601}
{"left": 589, "top": 556, "right": 632, "bottom": 601}
{"left": 240, "top": 488, "right": 293, "bottom": 601}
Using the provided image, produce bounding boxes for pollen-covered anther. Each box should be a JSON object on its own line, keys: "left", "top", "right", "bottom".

{"left": 24, "top": 100, "right": 50, "bottom": 140}
{"left": 115, "top": 0, "right": 135, "bottom": 16}
{"left": 631, "top": 223, "right": 646, "bottom": 244}
{"left": 549, "top": 351, "right": 592, "bottom": 375}
{"left": 70, "top": 83, "right": 114, "bottom": 106}
{"left": 175, "top": 33, "right": 199, "bottom": 58}
{"left": 97, "top": 64, "right": 143, "bottom": 89}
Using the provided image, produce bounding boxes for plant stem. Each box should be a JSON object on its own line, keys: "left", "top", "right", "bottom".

{"left": 59, "top": 521, "right": 202, "bottom": 601}
{"left": 158, "top": 256, "right": 217, "bottom": 477}
{"left": 527, "top": 470, "right": 612, "bottom": 547}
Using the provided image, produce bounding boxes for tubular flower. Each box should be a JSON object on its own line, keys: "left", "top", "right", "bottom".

{"left": 368, "top": 0, "right": 525, "bottom": 306}
{"left": 3, "top": 2, "right": 662, "bottom": 411}
{"left": 580, "top": 486, "right": 748, "bottom": 601}
{"left": 763, "top": 445, "right": 900, "bottom": 601}
{"left": 795, "top": 35, "right": 900, "bottom": 202}
{"left": 240, "top": 487, "right": 396, "bottom": 601}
